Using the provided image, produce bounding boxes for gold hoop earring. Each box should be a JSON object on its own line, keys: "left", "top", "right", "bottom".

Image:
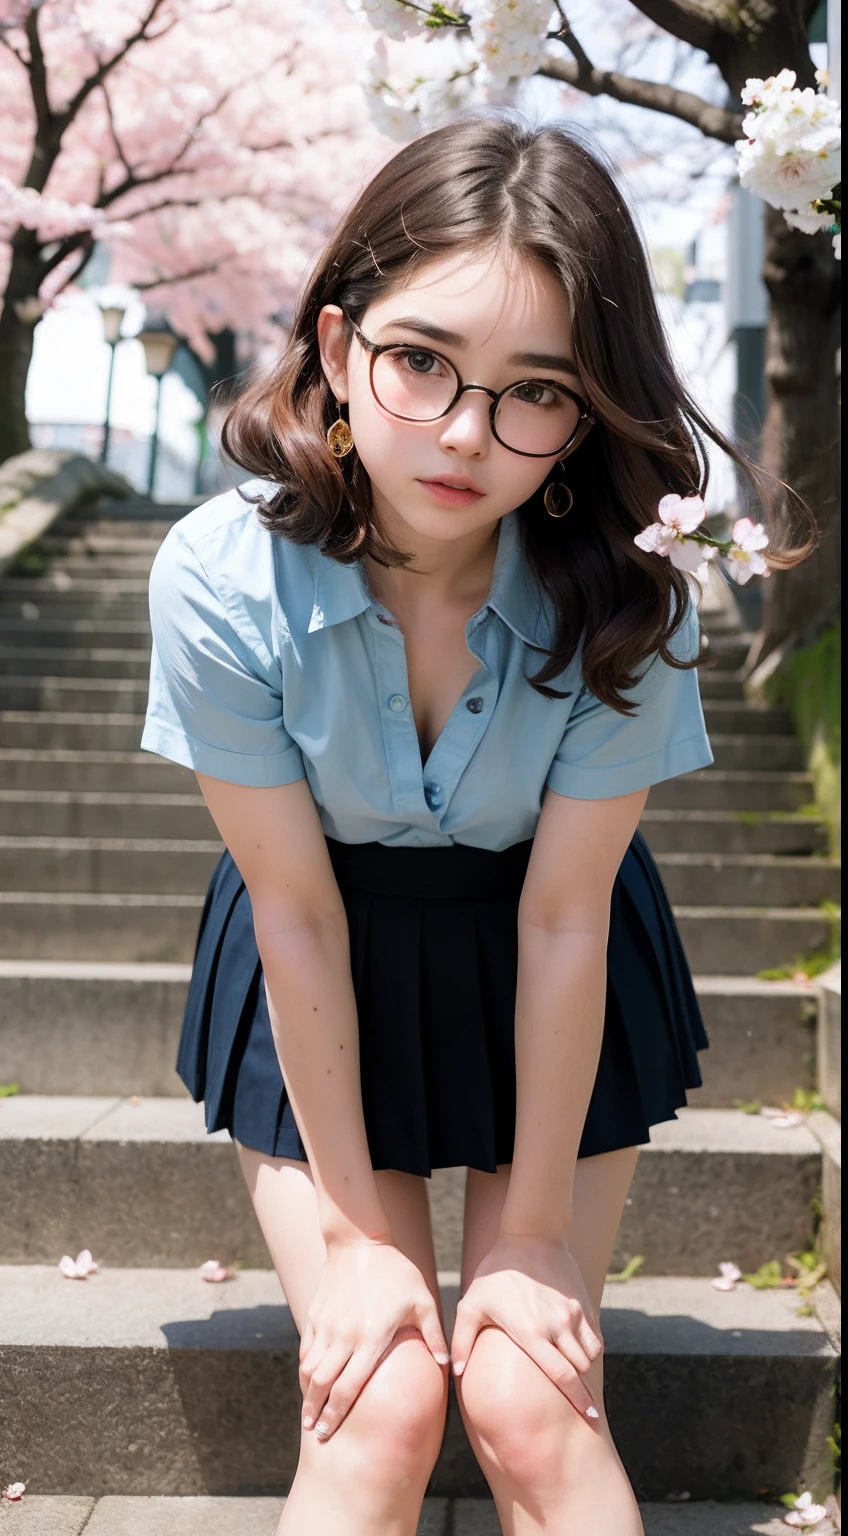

{"left": 544, "top": 476, "right": 573, "bottom": 519}
{"left": 326, "top": 408, "right": 354, "bottom": 459}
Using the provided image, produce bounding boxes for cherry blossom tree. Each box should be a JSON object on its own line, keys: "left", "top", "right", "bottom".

{"left": 0, "top": 0, "right": 386, "bottom": 463}
{"left": 344, "top": 0, "right": 841, "bottom": 657}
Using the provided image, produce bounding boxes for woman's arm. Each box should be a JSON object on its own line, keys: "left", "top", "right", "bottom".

{"left": 196, "top": 772, "right": 391, "bottom": 1246}
{"left": 500, "top": 784, "right": 649, "bottom": 1240}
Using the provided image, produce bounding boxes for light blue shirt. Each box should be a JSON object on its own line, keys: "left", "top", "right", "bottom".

{"left": 141, "top": 481, "right": 713, "bottom": 850}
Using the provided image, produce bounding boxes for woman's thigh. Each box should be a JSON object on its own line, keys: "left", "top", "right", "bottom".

{"left": 232, "top": 1140, "right": 444, "bottom": 1333}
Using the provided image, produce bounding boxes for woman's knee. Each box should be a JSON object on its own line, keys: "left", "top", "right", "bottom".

{"left": 457, "top": 1327, "right": 603, "bottom": 1489}
{"left": 343, "top": 1326, "right": 448, "bottom": 1484}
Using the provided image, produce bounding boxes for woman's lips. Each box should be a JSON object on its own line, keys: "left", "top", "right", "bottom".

{"left": 416, "top": 478, "right": 485, "bottom": 506}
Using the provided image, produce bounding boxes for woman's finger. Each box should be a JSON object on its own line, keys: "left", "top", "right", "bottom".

{"left": 298, "top": 1317, "right": 315, "bottom": 1363}
{"left": 308, "top": 1344, "right": 391, "bottom": 1441}
{"left": 301, "top": 1341, "right": 354, "bottom": 1432}
{"left": 413, "top": 1301, "right": 450, "bottom": 1365}
{"left": 526, "top": 1338, "right": 601, "bottom": 1424}
{"left": 449, "top": 1300, "right": 482, "bottom": 1376}
{"left": 551, "top": 1324, "right": 593, "bottom": 1378}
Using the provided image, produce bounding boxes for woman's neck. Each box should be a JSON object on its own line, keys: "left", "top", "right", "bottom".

{"left": 364, "top": 496, "right": 503, "bottom": 616}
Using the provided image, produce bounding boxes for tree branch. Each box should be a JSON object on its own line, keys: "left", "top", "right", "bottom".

{"left": 57, "top": 0, "right": 174, "bottom": 137}
{"left": 621, "top": 0, "right": 726, "bottom": 56}
{"left": 539, "top": 41, "right": 741, "bottom": 143}
{"left": 134, "top": 259, "right": 226, "bottom": 289}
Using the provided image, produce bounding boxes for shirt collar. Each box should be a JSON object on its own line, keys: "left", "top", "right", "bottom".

{"left": 307, "top": 510, "right": 554, "bottom": 648}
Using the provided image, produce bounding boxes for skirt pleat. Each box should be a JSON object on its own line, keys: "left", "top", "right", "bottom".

{"left": 177, "top": 832, "right": 708, "bottom": 1175}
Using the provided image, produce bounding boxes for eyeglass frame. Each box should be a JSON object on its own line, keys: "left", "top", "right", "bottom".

{"left": 344, "top": 315, "right": 596, "bottom": 460}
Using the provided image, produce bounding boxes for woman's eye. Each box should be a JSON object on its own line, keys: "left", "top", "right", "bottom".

{"left": 398, "top": 348, "right": 440, "bottom": 375}
{"left": 512, "top": 381, "right": 555, "bottom": 407}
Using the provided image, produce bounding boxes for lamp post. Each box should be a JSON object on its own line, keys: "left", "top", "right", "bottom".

{"left": 138, "top": 323, "right": 179, "bottom": 499}
{"left": 99, "top": 303, "right": 126, "bottom": 464}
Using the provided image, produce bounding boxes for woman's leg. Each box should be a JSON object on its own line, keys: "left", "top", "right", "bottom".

{"left": 233, "top": 1141, "right": 449, "bottom": 1536}
{"left": 455, "top": 1146, "right": 644, "bottom": 1536}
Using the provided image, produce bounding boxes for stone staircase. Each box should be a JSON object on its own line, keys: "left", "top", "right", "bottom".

{"left": 0, "top": 497, "right": 841, "bottom": 1536}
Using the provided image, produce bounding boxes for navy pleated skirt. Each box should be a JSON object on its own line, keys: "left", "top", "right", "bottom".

{"left": 176, "top": 833, "right": 708, "bottom": 1176}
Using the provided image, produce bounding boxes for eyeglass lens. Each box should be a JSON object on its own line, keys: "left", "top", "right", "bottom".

{"left": 371, "top": 346, "right": 581, "bottom": 456}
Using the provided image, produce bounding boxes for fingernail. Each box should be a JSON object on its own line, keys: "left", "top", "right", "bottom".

{"left": 452, "top": 1360, "right": 465, "bottom": 1375}
{"left": 315, "top": 1420, "right": 330, "bottom": 1439}
{"left": 435, "top": 1352, "right": 450, "bottom": 1365}
{"left": 302, "top": 1415, "right": 314, "bottom": 1429}
{"left": 586, "top": 1405, "right": 600, "bottom": 1420}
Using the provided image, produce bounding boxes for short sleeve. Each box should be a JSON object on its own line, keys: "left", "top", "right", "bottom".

{"left": 545, "top": 602, "right": 713, "bottom": 800}
{"left": 141, "top": 526, "right": 306, "bottom": 788}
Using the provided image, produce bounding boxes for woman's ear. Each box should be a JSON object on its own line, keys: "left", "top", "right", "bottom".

{"left": 317, "top": 305, "right": 350, "bottom": 403}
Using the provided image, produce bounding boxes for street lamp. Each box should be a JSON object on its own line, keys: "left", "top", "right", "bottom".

{"left": 138, "top": 322, "right": 179, "bottom": 499}
{"left": 98, "top": 302, "right": 126, "bottom": 464}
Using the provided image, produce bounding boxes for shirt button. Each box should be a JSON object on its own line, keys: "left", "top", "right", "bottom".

{"left": 424, "top": 781, "right": 444, "bottom": 811}
{"left": 466, "top": 696, "right": 485, "bottom": 714}
{"left": 388, "top": 693, "right": 407, "bottom": 713}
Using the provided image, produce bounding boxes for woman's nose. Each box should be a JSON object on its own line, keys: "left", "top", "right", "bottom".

{"left": 436, "top": 390, "right": 492, "bottom": 457}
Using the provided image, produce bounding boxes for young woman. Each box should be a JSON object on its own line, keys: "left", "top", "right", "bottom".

{"left": 142, "top": 116, "right": 797, "bottom": 1535}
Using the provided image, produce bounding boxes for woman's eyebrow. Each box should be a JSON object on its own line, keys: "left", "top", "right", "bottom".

{"left": 376, "top": 318, "right": 580, "bottom": 376}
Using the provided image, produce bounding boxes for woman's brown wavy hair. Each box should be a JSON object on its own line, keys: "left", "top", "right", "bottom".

{"left": 222, "top": 114, "right": 814, "bottom": 712}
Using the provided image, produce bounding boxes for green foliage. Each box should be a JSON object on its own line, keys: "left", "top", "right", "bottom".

{"left": 0, "top": 1082, "right": 20, "bottom": 1096}
{"left": 743, "top": 1259, "right": 785, "bottom": 1289}
{"left": 768, "top": 621, "right": 841, "bottom": 856}
{"left": 605, "top": 1255, "right": 645, "bottom": 1283}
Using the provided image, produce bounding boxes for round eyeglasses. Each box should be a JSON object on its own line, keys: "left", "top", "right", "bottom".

{"left": 347, "top": 319, "right": 595, "bottom": 459}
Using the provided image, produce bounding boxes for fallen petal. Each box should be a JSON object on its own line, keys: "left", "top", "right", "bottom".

{"left": 199, "top": 1259, "right": 236, "bottom": 1282}
{"left": 59, "top": 1255, "right": 84, "bottom": 1278}
{"left": 2, "top": 1482, "right": 27, "bottom": 1502}
{"left": 75, "top": 1249, "right": 98, "bottom": 1275}
{"left": 784, "top": 1489, "right": 829, "bottom": 1525}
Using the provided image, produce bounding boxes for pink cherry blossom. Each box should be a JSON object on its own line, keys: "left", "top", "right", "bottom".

{"left": 726, "top": 517, "right": 770, "bottom": 584}
{"left": 0, "top": 1, "right": 390, "bottom": 359}
{"left": 634, "top": 493, "right": 716, "bottom": 579}
{"left": 783, "top": 1491, "right": 829, "bottom": 1526}
{"left": 59, "top": 1248, "right": 99, "bottom": 1278}
{"left": 760, "top": 1106, "right": 805, "bottom": 1129}
{"left": 199, "top": 1258, "right": 236, "bottom": 1282}
{"left": 711, "top": 1261, "right": 743, "bottom": 1291}
{"left": 2, "top": 1482, "right": 27, "bottom": 1502}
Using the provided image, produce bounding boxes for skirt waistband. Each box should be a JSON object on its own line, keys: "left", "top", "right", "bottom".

{"left": 325, "top": 836, "right": 534, "bottom": 900}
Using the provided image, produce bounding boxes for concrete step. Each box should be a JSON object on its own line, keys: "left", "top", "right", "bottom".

{"left": 701, "top": 702, "right": 791, "bottom": 735}
{"left": 657, "top": 853, "right": 840, "bottom": 909}
{"left": 649, "top": 771, "right": 815, "bottom": 813}
{"left": 0, "top": 617, "right": 152, "bottom": 649}
{"left": 63, "top": 507, "right": 189, "bottom": 531}
{"left": 0, "top": 1099, "right": 826, "bottom": 1278}
{"left": 0, "top": 892, "right": 834, "bottom": 972}
{"left": 641, "top": 810, "right": 828, "bottom": 856}
{"left": 31, "top": 554, "right": 157, "bottom": 578}
{"left": 3, "top": 795, "right": 822, "bottom": 854}
{"left": 694, "top": 672, "right": 745, "bottom": 699}
{"left": 807, "top": 1110, "right": 841, "bottom": 1297}
{"left": 0, "top": 712, "right": 147, "bottom": 750}
{"left": 0, "top": 717, "right": 809, "bottom": 770}
{"left": 0, "top": 965, "right": 820, "bottom": 1109}
{"left": 0, "top": 790, "right": 213, "bottom": 839}
{"left": 0, "top": 676, "right": 150, "bottom": 714}
{"left": 0, "top": 1497, "right": 839, "bottom": 1536}
{"left": 0, "top": 1264, "right": 836, "bottom": 1499}
{"left": 674, "top": 907, "right": 836, "bottom": 975}
{"left": 701, "top": 635, "right": 752, "bottom": 669}
{"left": 0, "top": 597, "right": 149, "bottom": 622}
{"left": 1, "top": 575, "right": 150, "bottom": 598}
{"left": 0, "top": 795, "right": 813, "bottom": 848}
{"left": 0, "top": 835, "right": 222, "bottom": 892}
{"left": 0, "top": 647, "right": 151, "bottom": 679}
{"left": 709, "top": 735, "right": 804, "bottom": 771}
{"left": 0, "top": 749, "right": 191, "bottom": 793}
{"left": 40, "top": 532, "right": 163, "bottom": 557}
{"left": 1, "top": 837, "right": 839, "bottom": 908}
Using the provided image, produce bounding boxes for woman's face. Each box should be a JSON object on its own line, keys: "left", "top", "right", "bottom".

{"left": 317, "top": 249, "right": 590, "bottom": 546}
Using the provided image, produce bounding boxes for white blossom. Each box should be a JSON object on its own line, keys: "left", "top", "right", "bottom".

{"left": 736, "top": 70, "right": 841, "bottom": 239}
{"left": 725, "top": 517, "right": 770, "bottom": 584}
{"left": 345, "top": 0, "right": 425, "bottom": 42}
{"left": 783, "top": 1491, "right": 829, "bottom": 1527}
{"left": 467, "top": 0, "right": 554, "bottom": 88}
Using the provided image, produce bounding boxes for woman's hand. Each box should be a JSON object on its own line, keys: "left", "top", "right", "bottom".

{"left": 450, "top": 1234, "right": 604, "bottom": 1424}
{"left": 299, "top": 1236, "right": 450, "bottom": 1441}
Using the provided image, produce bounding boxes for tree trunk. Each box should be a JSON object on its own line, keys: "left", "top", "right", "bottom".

{"left": 751, "top": 208, "right": 842, "bottom": 664}
{"left": 0, "top": 241, "right": 43, "bottom": 464}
